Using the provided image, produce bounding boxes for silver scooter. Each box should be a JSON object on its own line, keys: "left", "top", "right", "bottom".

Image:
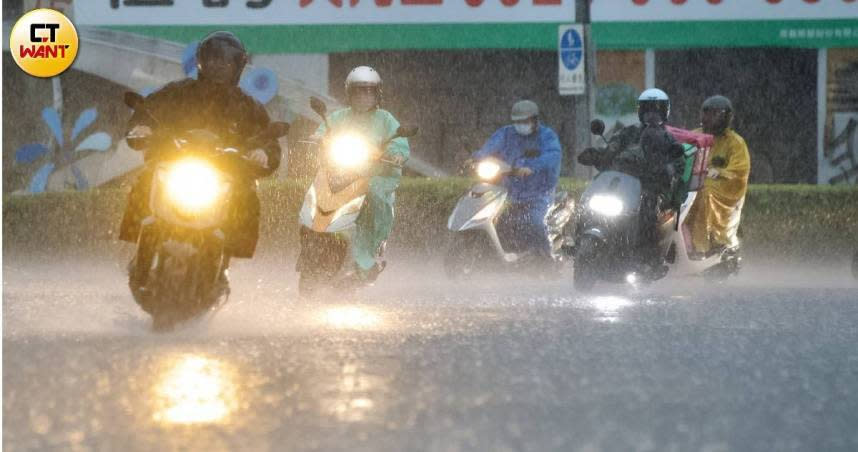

{"left": 444, "top": 157, "right": 575, "bottom": 278}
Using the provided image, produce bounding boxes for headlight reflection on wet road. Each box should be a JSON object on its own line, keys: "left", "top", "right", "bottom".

{"left": 152, "top": 354, "right": 239, "bottom": 425}
{"left": 321, "top": 305, "right": 382, "bottom": 330}
{"left": 328, "top": 362, "right": 378, "bottom": 422}
{"left": 590, "top": 296, "right": 634, "bottom": 323}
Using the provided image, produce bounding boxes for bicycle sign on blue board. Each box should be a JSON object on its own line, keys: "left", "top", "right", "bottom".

{"left": 558, "top": 24, "right": 585, "bottom": 96}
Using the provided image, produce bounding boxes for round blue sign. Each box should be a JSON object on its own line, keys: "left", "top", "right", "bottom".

{"left": 560, "top": 29, "right": 583, "bottom": 71}
{"left": 181, "top": 41, "right": 200, "bottom": 79}
{"left": 240, "top": 67, "right": 279, "bottom": 105}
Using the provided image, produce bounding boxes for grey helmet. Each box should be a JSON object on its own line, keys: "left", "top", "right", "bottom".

{"left": 511, "top": 100, "right": 539, "bottom": 121}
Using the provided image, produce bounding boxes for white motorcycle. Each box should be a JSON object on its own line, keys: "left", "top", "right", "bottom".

{"left": 294, "top": 97, "right": 417, "bottom": 295}
{"left": 444, "top": 157, "right": 576, "bottom": 278}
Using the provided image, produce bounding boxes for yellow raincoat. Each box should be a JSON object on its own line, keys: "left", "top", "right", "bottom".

{"left": 687, "top": 128, "right": 751, "bottom": 254}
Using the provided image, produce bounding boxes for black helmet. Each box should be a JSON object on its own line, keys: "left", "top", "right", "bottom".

{"left": 196, "top": 31, "right": 248, "bottom": 86}
{"left": 701, "top": 95, "right": 734, "bottom": 135}
{"left": 637, "top": 88, "right": 670, "bottom": 126}
{"left": 702, "top": 95, "right": 733, "bottom": 113}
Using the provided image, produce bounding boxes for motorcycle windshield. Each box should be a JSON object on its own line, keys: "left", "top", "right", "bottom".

{"left": 326, "top": 169, "right": 362, "bottom": 193}
{"left": 582, "top": 170, "right": 642, "bottom": 215}
{"left": 448, "top": 183, "right": 507, "bottom": 231}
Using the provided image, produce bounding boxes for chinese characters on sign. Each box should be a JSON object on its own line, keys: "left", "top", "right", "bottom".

{"left": 109, "top": 0, "right": 561, "bottom": 8}
{"left": 780, "top": 27, "right": 858, "bottom": 40}
{"left": 85, "top": 0, "right": 571, "bottom": 25}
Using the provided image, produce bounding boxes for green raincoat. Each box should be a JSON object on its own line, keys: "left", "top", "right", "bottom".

{"left": 314, "top": 107, "right": 410, "bottom": 273}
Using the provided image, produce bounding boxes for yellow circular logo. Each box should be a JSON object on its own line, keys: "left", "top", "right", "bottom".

{"left": 9, "top": 9, "right": 79, "bottom": 78}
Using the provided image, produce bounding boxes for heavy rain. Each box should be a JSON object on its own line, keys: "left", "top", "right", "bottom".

{"left": 3, "top": 0, "right": 858, "bottom": 451}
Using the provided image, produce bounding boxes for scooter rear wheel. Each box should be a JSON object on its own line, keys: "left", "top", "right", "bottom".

{"left": 703, "top": 249, "right": 741, "bottom": 285}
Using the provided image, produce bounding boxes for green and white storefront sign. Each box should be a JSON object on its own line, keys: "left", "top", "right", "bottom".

{"left": 74, "top": 0, "right": 858, "bottom": 51}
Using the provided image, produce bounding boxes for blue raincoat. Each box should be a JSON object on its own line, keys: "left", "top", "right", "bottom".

{"left": 472, "top": 124, "right": 562, "bottom": 257}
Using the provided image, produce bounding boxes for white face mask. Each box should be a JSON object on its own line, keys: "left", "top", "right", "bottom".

{"left": 514, "top": 123, "right": 534, "bottom": 136}
{"left": 352, "top": 93, "right": 377, "bottom": 113}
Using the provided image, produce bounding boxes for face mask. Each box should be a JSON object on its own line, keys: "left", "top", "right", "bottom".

{"left": 352, "top": 93, "right": 377, "bottom": 113}
{"left": 514, "top": 123, "right": 534, "bottom": 135}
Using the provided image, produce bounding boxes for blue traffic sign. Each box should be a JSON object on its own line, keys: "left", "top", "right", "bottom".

{"left": 560, "top": 28, "right": 583, "bottom": 71}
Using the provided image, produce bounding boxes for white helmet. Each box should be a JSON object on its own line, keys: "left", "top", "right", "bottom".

{"left": 637, "top": 88, "right": 670, "bottom": 124}
{"left": 345, "top": 66, "right": 382, "bottom": 111}
{"left": 345, "top": 66, "right": 381, "bottom": 91}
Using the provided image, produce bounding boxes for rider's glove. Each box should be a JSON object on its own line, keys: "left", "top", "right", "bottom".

{"left": 126, "top": 125, "right": 153, "bottom": 151}
{"left": 127, "top": 124, "right": 152, "bottom": 139}
{"left": 707, "top": 167, "right": 720, "bottom": 179}
{"left": 386, "top": 154, "right": 407, "bottom": 167}
{"left": 513, "top": 167, "right": 534, "bottom": 177}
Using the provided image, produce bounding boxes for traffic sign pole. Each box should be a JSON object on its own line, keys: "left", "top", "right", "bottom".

{"left": 570, "top": 0, "right": 595, "bottom": 179}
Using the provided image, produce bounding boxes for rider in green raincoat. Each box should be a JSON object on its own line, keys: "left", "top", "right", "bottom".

{"left": 313, "top": 66, "right": 410, "bottom": 280}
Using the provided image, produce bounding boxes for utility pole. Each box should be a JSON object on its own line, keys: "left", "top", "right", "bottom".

{"left": 571, "top": 0, "right": 596, "bottom": 180}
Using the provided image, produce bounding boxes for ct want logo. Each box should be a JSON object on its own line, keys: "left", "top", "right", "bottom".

{"left": 10, "top": 8, "right": 79, "bottom": 78}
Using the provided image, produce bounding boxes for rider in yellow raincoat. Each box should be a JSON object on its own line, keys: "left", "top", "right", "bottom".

{"left": 313, "top": 66, "right": 409, "bottom": 280}
{"left": 687, "top": 95, "right": 751, "bottom": 256}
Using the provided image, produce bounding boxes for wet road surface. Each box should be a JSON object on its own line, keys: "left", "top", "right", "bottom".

{"left": 4, "top": 255, "right": 858, "bottom": 451}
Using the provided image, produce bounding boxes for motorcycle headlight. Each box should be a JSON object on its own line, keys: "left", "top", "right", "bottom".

{"left": 476, "top": 160, "right": 501, "bottom": 181}
{"left": 588, "top": 195, "right": 623, "bottom": 217}
{"left": 329, "top": 134, "right": 371, "bottom": 169}
{"left": 165, "top": 159, "right": 224, "bottom": 212}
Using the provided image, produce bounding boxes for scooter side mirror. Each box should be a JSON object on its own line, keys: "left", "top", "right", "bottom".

{"left": 577, "top": 147, "right": 601, "bottom": 166}
{"left": 590, "top": 119, "right": 606, "bottom": 137}
{"left": 310, "top": 96, "right": 327, "bottom": 118}
{"left": 124, "top": 91, "right": 145, "bottom": 110}
{"left": 396, "top": 126, "right": 419, "bottom": 138}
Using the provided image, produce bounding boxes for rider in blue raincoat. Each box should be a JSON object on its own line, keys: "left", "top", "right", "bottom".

{"left": 471, "top": 100, "right": 562, "bottom": 264}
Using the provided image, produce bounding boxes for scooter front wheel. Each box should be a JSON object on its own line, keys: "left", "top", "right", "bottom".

{"left": 298, "top": 271, "right": 323, "bottom": 297}
{"left": 573, "top": 236, "right": 601, "bottom": 292}
{"left": 443, "top": 232, "right": 485, "bottom": 280}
